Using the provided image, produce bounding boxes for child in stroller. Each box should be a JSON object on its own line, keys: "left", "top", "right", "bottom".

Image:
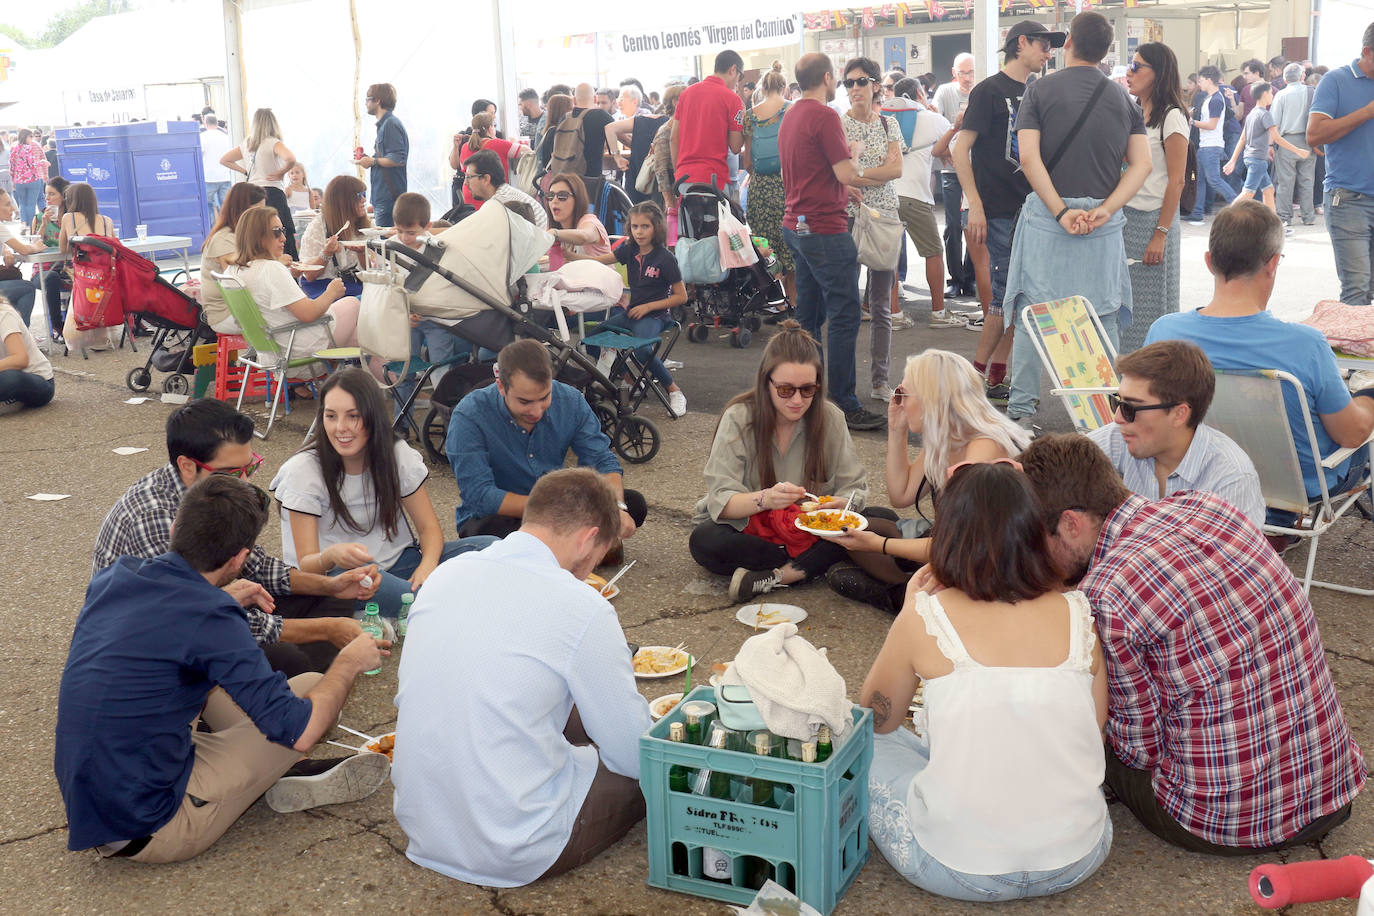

{"left": 676, "top": 182, "right": 789, "bottom": 349}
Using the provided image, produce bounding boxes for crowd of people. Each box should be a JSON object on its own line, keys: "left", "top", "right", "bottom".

{"left": 13, "top": 10, "right": 1374, "bottom": 909}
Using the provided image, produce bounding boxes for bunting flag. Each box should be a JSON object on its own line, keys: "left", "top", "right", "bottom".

{"left": 963, "top": 0, "right": 972, "bottom": 14}
{"left": 862, "top": 6, "right": 876, "bottom": 28}
{"left": 926, "top": 0, "right": 947, "bottom": 20}
{"left": 1125, "top": 0, "right": 1138, "bottom": 6}
{"left": 897, "top": 2, "right": 909, "bottom": 26}
{"left": 1000, "top": 0, "right": 1011, "bottom": 9}
{"left": 834, "top": 10, "right": 850, "bottom": 27}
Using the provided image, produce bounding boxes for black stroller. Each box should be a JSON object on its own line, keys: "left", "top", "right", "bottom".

{"left": 676, "top": 182, "right": 789, "bottom": 348}
{"left": 360, "top": 204, "right": 661, "bottom": 467}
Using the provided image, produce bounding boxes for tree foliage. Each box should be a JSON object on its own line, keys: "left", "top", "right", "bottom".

{"left": 1, "top": 0, "right": 131, "bottom": 50}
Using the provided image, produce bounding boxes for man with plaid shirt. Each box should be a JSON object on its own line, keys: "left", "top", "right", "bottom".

{"left": 1023, "top": 434, "right": 1365, "bottom": 854}
{"left": 93, "top": 400, "right": 380, "bottom": 676}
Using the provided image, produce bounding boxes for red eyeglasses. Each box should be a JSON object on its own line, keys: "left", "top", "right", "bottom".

{"left": 189, "top": 451, "right": 265, "bottom": 479}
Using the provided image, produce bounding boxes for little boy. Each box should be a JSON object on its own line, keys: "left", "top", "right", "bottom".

{"left": 1224, "top": 82, "right": 1309, "bottom": 217}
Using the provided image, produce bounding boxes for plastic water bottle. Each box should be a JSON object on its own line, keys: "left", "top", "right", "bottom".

{"left": 795, "top": 214, "right": 810, "bottom": 236}
{"left": 361, "top": 603, "right": 384, "bottom": 676}
{"left": 398, "top": 592, "right": 414, "bottom": 642}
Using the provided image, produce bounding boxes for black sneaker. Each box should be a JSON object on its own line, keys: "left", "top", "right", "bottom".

{"left": 265, "top": 752, "right": 390, "bottom": 813}
{"left": 826, "top": 563, "right": 899, "bottom": 613}
{"left": 985, "top": 382, "right": 1010, "bottom": 405}
{"left": 729, "top": 567, "right": 783, "bottom": 602}
{"left": 845, "top": 406, "right": 887, "bottom": 431}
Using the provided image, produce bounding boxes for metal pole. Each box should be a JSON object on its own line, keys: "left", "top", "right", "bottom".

{"left": 492, "top": 0, "right": 518, "bottom": 139}
{"left": 221, "top": 0, "right": 247, "bottom": 137}
{"left": 973, "top": 0, "right": 997, "bottom": 82}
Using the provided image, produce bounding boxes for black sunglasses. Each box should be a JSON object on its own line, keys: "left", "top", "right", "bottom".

{"left": 1128, "top": 61, "right": 1153, "bottom": 74}
{"left": 843, "top": 77, "right": 876, "bottom": 88}
{"left": 1109, "top": 392, "right": 1179, "bottom": 423}
{"left": 270, "top": 226, "right": 286, "bottom": 238}
{"left": 545, "top": 190, "right": 574, "bottom": 202}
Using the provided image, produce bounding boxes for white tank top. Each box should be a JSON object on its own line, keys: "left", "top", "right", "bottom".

{"left": 246, "top": 136, "right": 286, "bottom": 189}
{"left": 907, "top": 590, "right": 1108, "bottom": 874}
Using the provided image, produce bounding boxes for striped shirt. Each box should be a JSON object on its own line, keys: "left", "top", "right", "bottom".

{"left": 1087, "top": 422, "right": 1265, "bottom": 528}
{"left": 1084, "top": 493, "right": 1365, "bottom": 848}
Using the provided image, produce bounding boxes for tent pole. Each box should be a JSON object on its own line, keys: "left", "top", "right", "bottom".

{"left": 351, "top": 0, "right": 363, "bottom": 178}
{"left": 222, "top": 0, "right": 247, "bottom": 135}
{"left": 493, "top": 0, "right": 517, "bottom": 142}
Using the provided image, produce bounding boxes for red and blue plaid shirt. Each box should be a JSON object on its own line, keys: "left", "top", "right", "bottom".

{"left": 1084, "top": 493, "right": 1365, "bottom": 848}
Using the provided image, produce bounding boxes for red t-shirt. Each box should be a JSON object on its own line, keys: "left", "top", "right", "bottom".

{"left": 673, "top": 75, "right": 744, "bottom": 191}
{"left": 461, "top": 137, "right": 518, "bottom": 207}
{"left": 779, "top": 98, "right": 852, "bottom": 235}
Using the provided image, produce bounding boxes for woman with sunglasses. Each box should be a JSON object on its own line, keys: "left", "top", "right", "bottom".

{"left": 221, "top": 108, "right": 299, "bottom": 260}
{"left": 828, "top": 349, "right": 1031, "bottom": 612}
{"left": 297, "top": 175, "right": 372, "bottom": 298}
{"left": 841, "top": 57, "right": 905, "bottom": 402}
{"left": 270, "top": 368, "right": 494, "bottom": 617}
{"left": 690, "top": 321, "right": 878, "bottom": 602}
{"left": 543, "top": 172, "right": 611, "bottom": 270}
{"left": 1120, "top": 42, "right": 1190, "bottom": 353}
{"left": 224, "top": 206, "right": 361, "bottom": 360}
{"left": 861, "top": 461, "right": 1110, "bottom": 901}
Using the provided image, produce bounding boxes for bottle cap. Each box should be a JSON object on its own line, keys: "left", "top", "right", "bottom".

{"left": 817, "top": 724, "right": 831, "bottom": 741}
{"left": 709, "top": 729, "right": 728, "bottom": 749}
{"left": 802, "top": 741, "right": 817, "bottom": 763}
{"left": 401, "top": 592, "right": 415, "bottom": 602}
{"left": 669, "top": 721, "right": 685, "bottom": 742}
{"left": 754, "top": 732, "right": 771, "bottom": 754}
{"left": 685, "top": 711, "right": 700, "bottom": 726}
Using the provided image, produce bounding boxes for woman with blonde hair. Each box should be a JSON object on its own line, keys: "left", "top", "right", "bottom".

{"left": 221, "top": 108, "right": 299, "bottom": 259}
{"left": 451, "top": 111, "right": 529, "bottom": 209}
{"left": 297, "top": 174, "right": 372, "bottom": 297}
{"left": 828, "top": 348, "right": 1031, "bottom": 611}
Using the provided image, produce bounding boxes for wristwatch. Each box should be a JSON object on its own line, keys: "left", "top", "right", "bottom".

{"left": 1154, "top": 225, "right": 1169, "bottom": 234}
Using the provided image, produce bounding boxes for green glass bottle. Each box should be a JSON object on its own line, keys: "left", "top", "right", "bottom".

{"left": 816, "top": 724, "right": 833, "bottom": 762}
{"left": 360, "top": 603, "right": 384, "bottom": 676}
{"left": 684, "top": 709, "right": 703, "bottom": 746}
{"left": 749, "top": 731, "right": 777, "bottom": 808}
{"left": 668, "top": 722, "right": 691, "bottom": 792}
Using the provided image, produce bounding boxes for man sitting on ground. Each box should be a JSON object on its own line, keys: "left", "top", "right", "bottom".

{"left": 1146, "top": 200, "right": 1374, "bottom": 521}
{"left": 393, "top": 468, "right": 651, "bottom": 885}
{"left": 93, "top": 399, "right": 379, "bottom": 676}
{"left": 57, "top": 476, "right": 390, "bottom": 863}
{"left": 445, "top": 340, "right": 646, "bottom": 542}
{"left": 1021, "top": 433, "right": 1366, "bottom": 855}
{"left": 462, "top": 148, "right": 547, "bottom": 228}
{"left": 1088, "top": 340, "right": 1264, "bottom": 527}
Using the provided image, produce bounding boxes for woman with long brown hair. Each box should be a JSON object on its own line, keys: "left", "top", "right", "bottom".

{"left": 201, "top": 182, "right": 268, "bottom": 333}
{"left": 58, "top": 182, "right": 118, "bottom": 349}
{"left": 543, "top": 172, "right": 611, "bottom": 270}
{"left": 450, "top": 111, "right": 529, "bottom": 209}
{"left": 297, "top": 174, "right": 371, "bottom": 297}
{"left": 689, "top": 321, "right": 874, "bottom": 602}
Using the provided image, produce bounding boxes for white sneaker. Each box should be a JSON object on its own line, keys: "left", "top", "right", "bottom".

{"left": 964, "top": 314, "right": 985, "bottom": 331}
{"left": 871, "top": 385, "right": 894, "bottom": 402}
{"left": 667, "top": 389, "right": 687, "bottom": 417}
{"left": 663, "top": 359, "right": 684, "bottom": 370}
{"left": 889, "top": 311, "right": 915, "bottom": 330}
{"left": 928, "top": 309, "right": 967, "bottom": 329}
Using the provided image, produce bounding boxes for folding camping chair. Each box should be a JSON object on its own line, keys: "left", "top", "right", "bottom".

{"left": 580, "top": 317, "right": 684, "bottom": 419}
{"left": 214, "top": 272, "right": 338, "bottom": 440}
{"left": 1207, "top": 368, "right": 1374, "bottom": 596}
{"left": 1019, "top": 295, "right": 1120, "bottom": 432}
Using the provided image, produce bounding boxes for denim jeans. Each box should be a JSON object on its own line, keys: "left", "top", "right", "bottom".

{"left": 590, "top": 308, "right": 674, "bottom": 389}
{"left": 391, "top": 321, "right": 474, "bottom": 418}
{"left": 0, "top": 278, "right": 37, "bottom": 327}
{"left": 335, "top": 537, "right": 496, "bottom": 617}
{"left": 206, "top": 181, "right": 231, "bottom": 215}
{"left": 1008, "top": 305, "right": 1119, "bottom": 420}
{"left": 783, "top": 227, "right": 861, "bottom": 412}
{"left": 1242, "top": 158, "right": 1273, "bottom": 194}
{"left": 1325, "top": 189, "right": 1374, "bottom": 305}
{"left": 1274, "top": 138, "right": 1315, "bottom": 224}
{"left": 868, "top": 728, "right": 1112, "bottom": 901}
{"left": 13, "top": 180, "right": 45, "bottom": 223}
{"left": 0, "top": 369, "right": 54, "bottom": 408}
{"left": 1190, "top": 146, "right": 1237, "bottom": 220}
{"left": 940, "top": 172, "right": 973, "bottom": 290}
{"left": 985, "top": 215, "right": 1017, "bottom": 317}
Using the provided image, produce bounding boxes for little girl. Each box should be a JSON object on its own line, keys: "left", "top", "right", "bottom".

{"left": 584, "top": 201, "right": 689, "bottom": 417}
{"left": 285, "top": 163, "right": 311, "bottom": 211}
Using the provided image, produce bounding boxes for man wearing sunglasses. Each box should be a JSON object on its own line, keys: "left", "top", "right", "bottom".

{"left": 93, "top": 399, "right": 381, "bottom": 677}
{"left": 1086, "top": 340, "right": 1263, "bottom": 527}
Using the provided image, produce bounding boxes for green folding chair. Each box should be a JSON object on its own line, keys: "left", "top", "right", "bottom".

{"left": 213, "top": 271, "right": 336, "bottom": 440}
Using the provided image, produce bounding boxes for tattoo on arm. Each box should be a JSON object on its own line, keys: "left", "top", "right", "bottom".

{"left": 867, "top": 691, "right": 893, "bottom": 728}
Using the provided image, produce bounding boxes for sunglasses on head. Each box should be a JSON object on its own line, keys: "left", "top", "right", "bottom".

{"left": 843, "top": 77, "right": 875, "bottom": 88}
{"left": 189, "top": 451, "right": 265, "bottom": 479}
{"left": 770, "top": 380, "right": 819, "bottom": 399}
{"left": 1108, "top": 392, "right": 1179, "bottom": 423}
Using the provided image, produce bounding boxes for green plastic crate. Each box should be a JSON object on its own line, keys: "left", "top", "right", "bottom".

{"left": 640, "top": 686, "right": 872, "bottom": 915}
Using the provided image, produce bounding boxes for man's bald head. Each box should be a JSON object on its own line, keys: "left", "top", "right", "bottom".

{"left": 574, "top": 83, "right": 594, "bottom": 106}
{"left": 795, "top": 52, "right": 834, "bottom": 91}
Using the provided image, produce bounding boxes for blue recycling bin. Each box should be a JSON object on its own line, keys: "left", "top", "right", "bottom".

{"left": 54, "top": 121, "right": 210, "bottom": 249}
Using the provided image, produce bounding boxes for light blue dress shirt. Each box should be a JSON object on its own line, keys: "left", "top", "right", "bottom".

{"left": 391, "top": 532, "right": 651, "bottom": 886}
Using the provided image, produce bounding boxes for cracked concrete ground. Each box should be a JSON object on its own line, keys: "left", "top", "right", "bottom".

{"left": 2, "top": 221, "right": 1371, "bottom": 914}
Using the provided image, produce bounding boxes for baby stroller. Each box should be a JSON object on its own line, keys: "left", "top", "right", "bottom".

{"left": 676, "top": 182, "right": 788, "bottom": 348}
{"left": 70, "top": 235, "right": 209, "bottom": 394}
{"left": 358, "top": 202, "right": 661, "bottom": 466}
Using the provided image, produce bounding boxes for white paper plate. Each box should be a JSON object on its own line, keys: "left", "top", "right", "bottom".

{"left": 736, "top": 603, "right": 808, "bottom": 629}
{"left": 584, "top": 574, "right": 619, "bottom": 600}
{"left": 291, "top": 263, "right": 326, "bottom": 272}
{"left": 794, "top": 510, "right": 867, "bottom": 538}
{"left": 339, "top": 239, "right": 368, "bottom": 249}
{"left": 633, "top": 646, "right": 693, "bottom": 679}
{"left": 359, "top": 227, "right": 387, "bottom": 238}
{"left": 649, "top": 692, "right": 684, "bottom": 720}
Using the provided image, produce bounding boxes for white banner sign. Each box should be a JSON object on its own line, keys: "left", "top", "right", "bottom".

{"left": 612, "top": 15, "right": 801, "bottom": 59}
{"left": 62, "top": 85, "right": 147, "bottom": 124}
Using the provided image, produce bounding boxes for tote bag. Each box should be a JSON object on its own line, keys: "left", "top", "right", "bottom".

{"left": 356, "top": 268, "right": 412, "bottom": 364}
{"left": 853, "top": 203, "right": 903, "bottom": 271}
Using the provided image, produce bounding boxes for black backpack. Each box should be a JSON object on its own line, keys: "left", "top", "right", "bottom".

{"left": 1166, "top": 112, "right": 1200, "bottom": 215}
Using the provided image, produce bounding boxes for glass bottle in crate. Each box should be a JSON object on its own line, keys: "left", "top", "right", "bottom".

{"left": 360, "top": 603, "right": 384, "bottom": 675}
{"left": 816, "top": 724, "right": 833, "bottom": 762}
{"left": 748, "top": 731, "right": 779, "bottom": 809}
{"left": 684, "top": 709, "right": 704, "bottom": 746}
{"left": 667, "top": 722, "right": 692, "bottom": 876}
{"left": 701, "top": 728, "right": 735, "bottom": 883}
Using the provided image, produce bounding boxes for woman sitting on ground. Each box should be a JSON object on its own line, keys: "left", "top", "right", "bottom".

{"left": 201, "top": 182, "right": 267, "bottom": 334}
{"left": 58, "top": 182, "right": 119, "bottom": 350}
{"left": 829, "top": 348, "right": 1031, "bottom": 612}
{"left": 544, "top": 172, "right": 611, "bottom": 270}
{"left": 0, "top": 293, "right": 54, "bottom": 413}
{"left": 861, "top": 460, "right": 1110, "bottom": 901}
{"left": 270, "top": 368, "right": 494, "bottom": 617}
{"left": 222, "top": 206, "right": 361, "bottom": 359}
{"left": 690, "top": 321, "right": 887, "bottom": 603}
{"left": 297, "top": 175, "right": 372, "bottom": 298}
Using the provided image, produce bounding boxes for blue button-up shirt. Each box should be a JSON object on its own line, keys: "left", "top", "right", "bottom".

{"left": 370, "top": 110, "right": 409, "bottom": 204}
{"left": 445, "top": 381, "right": 622, "bottom": 528}
{"left": 56, "top": 553, "right": 313, "bottom": 850}
{"left": 1311, "top": 61, "right": 1374, "bottom": 196}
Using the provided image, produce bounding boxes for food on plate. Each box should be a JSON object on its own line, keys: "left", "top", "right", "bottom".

{"left": 584, "top": 572, "right": 608, "bottom": 591}
{"left": 798, "top": 510, "right": 862, "bottom": 532}
{"left": 798, "top": 494, "right": 832, "bottom": 511}
{"left": 654, "top": 696, "right": 681, "bottom": 716}
{"left": 364, "top": 733, "right": 396, "bottom": 761}
{"left": 634, "top": 646, "right": 688, "bottom": 675}
{"left": 754, "top": 607, "right": 790, "bottom": 629}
